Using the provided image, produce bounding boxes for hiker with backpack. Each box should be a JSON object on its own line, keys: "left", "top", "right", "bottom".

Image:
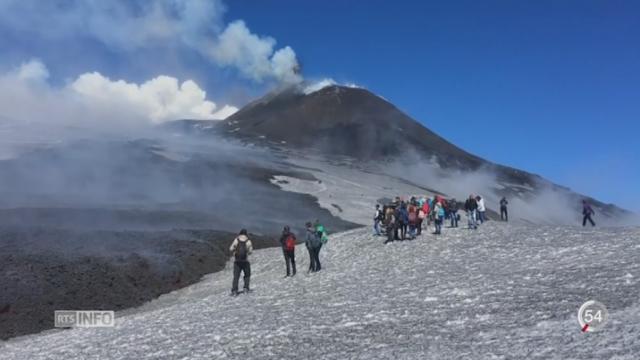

{"left": 449, "top": 198, "right": 459, "bottom": 228}
{"left": 306, "top": 222, "right": 323, "bottom": 272}
{"left": 500, "top": 197, "right": 509, "bottom": 221}
{"left": 582, "top": 200, "right": 596, "bottom": 227}
{"left": 229, "top": 229, "right": 253, "bottom": 296}
{"left": 279, "top": 226, "right": 297, "bottom": 277}
{"left": 374, "top": 204, "right": 383, "bottom": 236}
{"left": 315, "top": 220, "right": 329, "bottom": 246}
{"left": 465, "top": 195, "right": 478, "bottom": 230}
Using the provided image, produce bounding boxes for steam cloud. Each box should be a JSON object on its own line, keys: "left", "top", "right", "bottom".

{"left": 0, "top": 59, "right": 235, "bottom": 129}
{"left": 0, "top": 0, "right": 301, "bottom": 84}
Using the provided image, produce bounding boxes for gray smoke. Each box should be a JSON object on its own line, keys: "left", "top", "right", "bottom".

{"left": 0, "top": 0, "right": 301, "bottom": 84}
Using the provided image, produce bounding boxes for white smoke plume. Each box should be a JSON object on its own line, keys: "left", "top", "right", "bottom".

{"left": 302, "top": 78, "right": 363, "bottom": 95}
{"left": 0, "top": 59, "right": 236, "bottom": 129}
{"left": 0, "top": 0, "right": 301, "bottom": 84}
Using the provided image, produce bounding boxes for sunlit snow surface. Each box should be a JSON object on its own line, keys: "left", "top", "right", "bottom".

{"left": 2, "top": 222, "right": 639, "bottom": 359}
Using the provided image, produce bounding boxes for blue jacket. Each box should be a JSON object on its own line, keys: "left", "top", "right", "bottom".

{"left": 397, "top": 207, "right": 409, "bottom": 224}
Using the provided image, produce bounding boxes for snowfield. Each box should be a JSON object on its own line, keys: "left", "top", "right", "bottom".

{"left": 2, "top": 222, "right": 639, "bottom": 359}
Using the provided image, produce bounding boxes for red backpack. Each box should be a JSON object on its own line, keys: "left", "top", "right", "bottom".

{"left": 285, "top": 234, "right": 296, "bottom": 252}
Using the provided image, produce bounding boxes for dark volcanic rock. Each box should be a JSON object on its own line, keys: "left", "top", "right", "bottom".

{"left": 224, "top": 86, "right": 483, "bottom": 167}
{"left": 0, "top": 228, "right": 277, "bottom": 340}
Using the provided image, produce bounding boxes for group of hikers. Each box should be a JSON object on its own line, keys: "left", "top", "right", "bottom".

{"left": 227, "top": 196, "right": 598, "bottom": 295}
{"left": 228, "top": 221, "right": 329, "bottom": 296}
{"left": 373, "top": 194, "right": 508, "bottom": 243}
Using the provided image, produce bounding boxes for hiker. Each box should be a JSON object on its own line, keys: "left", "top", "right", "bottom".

{"left": 449, "top": 198, "right": 459, "bottom": 228}
{"left": 417, "top": 204, "right": 426, "bottom": 235}
{"left": 427, "top": 197, "right": 435, "bottom": 226}
{"left": 279, "top": 226, "right": 297, "bottom": 277}
{"left": 315, "top": 221, "right": 329, "bottom": 246}
{"left": 407, "top": 202, "right": 418, "bottom": 239}
{"left": 374, "top": 204, "right": 383, "bottom": 236}
{"left": 396, "top": 202, "right": 409, "bottom": 240}
{"left": 305, "top": 222, "right": 322, "bottom": 272}
{"left": 305, "top": 222, "right": 316, "bottom": 272}
{"left": 476, "top": 195, "right": 486, "bottom": 224}
{"left": 384, "top": 206, "right": 396, "bottom": 244}
{"left": 433, "top": 201, "right": 444, "bottom": 234}
{"left": 422, "top": 199, "right": 431, "bottom": 229}
{"left": 465, "top": 195, "right": 478, "bottom": 229}
{"left": 582, "top": 200, "right": 596, "bottom": 227}
{"left": 500, "top": 197, "right": 509, "bottom": 221}
{"left": 229, "top": 229, "right": 253, "bottom": 296}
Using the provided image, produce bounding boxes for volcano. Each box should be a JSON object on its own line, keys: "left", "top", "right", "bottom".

{"left": 224, "top": 86, "right": 480, "bottom": 165}
{"left": 169, "top": 84, "right": 632, "bottom": 221}
{"left": 217, "top": 85, "right": 541, "bottom": 186}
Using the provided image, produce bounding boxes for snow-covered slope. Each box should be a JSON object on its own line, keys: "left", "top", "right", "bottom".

{"left": 3, "top": 222, "right": 639, "bottom": 359}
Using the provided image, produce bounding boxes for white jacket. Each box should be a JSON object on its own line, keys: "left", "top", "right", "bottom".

{"left": 229, "top": 235, "right": 253, "bottom": 259}
{"left": 477, "top": 197, "right": 486, "bottom": 212}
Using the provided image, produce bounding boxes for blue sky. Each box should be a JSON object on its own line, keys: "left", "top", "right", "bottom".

{"left": 227, "top": 0, "right": 640, "bottom": 211}
{"left": 0, "top": 0, "right": 638, "bottom": 211}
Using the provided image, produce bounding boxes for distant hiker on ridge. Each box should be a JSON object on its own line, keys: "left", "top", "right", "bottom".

{"left": 229, "top": 229, "right": 253, "bottom": 296}
{"left": 582, "top": 200, "right": 596, "bottom": 227}
{"left": 500, "top": 197, "right": 509, "bottom": 222}
{"left": 280, "top": 226, "right": 297, "bottom": 277}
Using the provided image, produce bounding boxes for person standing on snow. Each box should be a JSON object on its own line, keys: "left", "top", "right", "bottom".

{"left": 374, "top": 204, "right": 383, "bottom": 236}
{"left": 449, "top": 198, "right": 459, "bottom": 228}
{"left": 433, "top": 201, "right": 445, "bottom": 234}
{"left": 384, "top": 206, "right": 397, "bottom": 244}
{"left": 500, "top": 197, "right": 509, "bottom": 222}
{"left": 279, "top": 226, "right": 297, "bottom": 277}
{"left": 417, "top": 205, "right": 426, "bottom": 236}
{"left": 407, "top": 202, "right": 418, "bottom": 239}
{"left": 305, "top": 222, "right": 317, "bottom": 272}
{"left": 582, "top": 200, "right": 596, "bottom": 227}
{"left": 465, "top": 195, "right": 478, "bottom": 230}
{"left": 229, "top": 229, "right": 253, "bottom": 296}
{"left": 396, "top": 202, "right": 409, "bottom": 240}
{"left": 422, "top": 199, "right": 431, "bottom": 229}
{"left": 476, "top": 195, "right": 486, "bottom": 224}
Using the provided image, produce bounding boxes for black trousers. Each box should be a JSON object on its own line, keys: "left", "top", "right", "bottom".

{"left": 583, "top": 214, "right": 595, "bottom": 227}
{"left": 385, "top": 224, "right": 395, "bottom": 243}
{"left": 500, "top": 206, "right": 508, "bottom": 221}
{"left": 309, "top": 245, "right": 322, "bottom": 272}
{"left": 284, "top": 249, "right": 296, "bottom": 275}
{"left": 232, "top": 261, "right": 251, "bottom": 292}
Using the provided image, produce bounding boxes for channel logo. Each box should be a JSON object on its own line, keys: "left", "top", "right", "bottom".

{"left": 54, "top": 310, "right": 115, "bottom": 328}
